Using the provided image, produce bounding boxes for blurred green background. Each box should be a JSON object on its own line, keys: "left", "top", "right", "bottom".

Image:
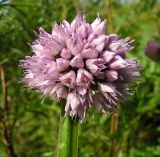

{"left": 0, "top": 0, "right": 160, "bottom": 157}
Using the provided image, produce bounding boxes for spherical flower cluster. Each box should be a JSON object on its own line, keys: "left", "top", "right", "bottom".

{"left": 145, "top": 40, "right": 160, "bottom": 62}
{"left": 20, "top": 15, "right": 140, "bottom": 119}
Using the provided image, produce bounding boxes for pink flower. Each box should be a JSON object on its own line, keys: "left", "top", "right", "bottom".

{"left": 105, "top": 70, "right": 118, "bottom": 82}
{"left": 70, "top": 54, "right": 84, "bottom": 68}
{"left": 86, "top": 58, "right": 106, "bottom": 79}
{"left": 110, "top": 56, "right": 128, "bottom": 70}
{"left": 91, "top": 35, "right": 108, "bottom": 52}
{"left": 76, "top": 68, "right": 93, "bottom": 87}
{"left": 56, "top": 58, "right": 70, "bottom": 72}
{"left": 20, "top": 15, "right": 141, "bottom": 120}
{"left": 60, "top": 48, "right": 72, "bottom": 59}
{"left": 59, "top": 71, "right": 76, "bottom": 88}
{"left": 91, "top": 17, "right": 106, "bottom": 35}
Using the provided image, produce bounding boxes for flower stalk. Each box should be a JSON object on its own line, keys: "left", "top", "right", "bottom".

{"left": 109, "top": 114, "right": 118, "bottom": 157}
{"left": 57, "top": 101, "right": 78, "bottom": 157}
{"left": 0, "top": 66, "right": 18, "bottom": 157}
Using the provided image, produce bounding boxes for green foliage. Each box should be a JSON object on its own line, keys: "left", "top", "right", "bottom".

{"left": 0, "top": 0, "right": 160, "bottom": 157}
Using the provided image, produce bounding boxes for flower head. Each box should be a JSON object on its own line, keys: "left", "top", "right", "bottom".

{"left": 20, "top": 15, "right": 141, "bottom": 120}
{"left": 145, "top": 40, "right": 160, "bottom": 62}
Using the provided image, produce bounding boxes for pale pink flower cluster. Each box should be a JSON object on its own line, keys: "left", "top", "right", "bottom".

{"left": 20, "top": 15, "right": 140, "bottom": 119}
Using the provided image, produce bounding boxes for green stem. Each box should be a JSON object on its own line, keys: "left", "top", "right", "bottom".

{"left": 57, "top": 101, "right": 79, "bottom": 157}
{"left": 109, "top": 114, "right": 118, "bottom": 157}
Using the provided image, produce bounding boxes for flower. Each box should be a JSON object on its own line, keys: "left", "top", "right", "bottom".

{"left": 145, "top": 40, "right": 160, "bottom": 62}
{"left": 20, "top": 15, "right": 141, "bottom": 120}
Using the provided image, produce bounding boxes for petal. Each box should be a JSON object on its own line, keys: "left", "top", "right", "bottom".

{"left": 37, "top": 28, "right": 63, "bottom": 56}
{"left": 91, "top": 35, "right": 108, "bottom": 52}
{"left": 56, "top": 85, "right": 68, "bottom": 98}
{"left": 100, "top": 51, "right": 115, "bottom": 63}
{"left": 105, "top": 70, "right": 118, "bottom": 81}
{"left": 97, "top": 20, "right": 106, "bottom": 34}
{"left": 85, "top": 59, "right": 98, "bottom": 74}
{"left": 81, "top": 48, "right": 98, "bottom": 59}
{"left": 86, "top": 59, "right": 106, "bottom": 74}
{"left": 87, "top": 33, "right": 98, "bottom": 42}
{"left": 67, "top": 37, "right": 84, "bottom": 55}
{"left": 91, "top": 17, "right": 106, "bottom": 35}
{"left": 76, "top": 68, "right": 93, "bottom": 86}
{"left": 60, "top": 48, "right": 72, "bottom": 59}
{"left": 91, "top": 17, "right": 101, "bottom": 31}
{"left": 77, "top": 86, "right": 87, "bottom": 95}
{"left": 47, "top": 64, "right": 60, "bottom": 79}
{"left": 70, "top": 54, "right": 84, "bottom": 68}
{"left": 31, "top": 44, "right": 44, "bottom": 55}
{"left": 50, "top": 83, "right": 67, "bottom": 99}
{"left": 99, "top": 82, "right": 115, "bottom": 93}
{"left": 110, "top": 56, "right": 128, "bottom": 70}
{"left": 52, "top": 24, "right": 66, "bottom": 47}
{"left": 56, "top": 58, "right": 70, "bottom": 72}
{"left": 65, "top": 91, "right": 81, "bottom": 116}
{"left": 108, "top": 34, "right": 119, "bottom": 44}
{"left": 59, "top": 71, "right": 76, "bottom": 88}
